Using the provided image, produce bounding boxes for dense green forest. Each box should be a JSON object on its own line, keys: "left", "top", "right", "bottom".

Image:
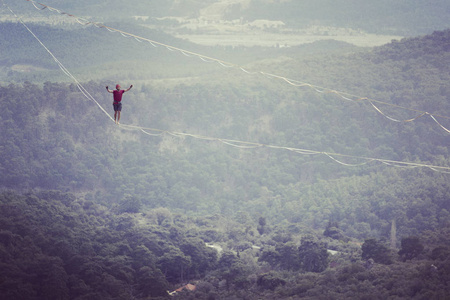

{"left": 1, "top": 191, "right": 450, "bottom": 299}
{"left": 1, "top": 14, "right": 450, "bottom": 300}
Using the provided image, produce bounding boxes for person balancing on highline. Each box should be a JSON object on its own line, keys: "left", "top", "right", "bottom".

{"left": 106, "top": 84, "right": 133, "bottom": 124}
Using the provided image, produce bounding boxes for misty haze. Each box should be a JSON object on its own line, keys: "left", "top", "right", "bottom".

{"left": 1, "top": 0, "right": 450, "bottom": 299}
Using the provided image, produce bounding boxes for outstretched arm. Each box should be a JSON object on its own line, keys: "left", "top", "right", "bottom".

{"left": 124, "top": 85, "right": 133, "bottom": 92}
{"left": 106, "top": 86, "right": 114, "bottom": 93}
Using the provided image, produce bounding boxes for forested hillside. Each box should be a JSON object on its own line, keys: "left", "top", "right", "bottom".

{"left": 0, "top": 22, "right": 219, "bottom": 83}
{"left": 1, "top": 19, "right": 450, "bottom": 300}
{"left": 0, "top": 21, "right": 298, "bottom": 83}
{"left": 1, "top": 191, "right": 450, "bottom": 299}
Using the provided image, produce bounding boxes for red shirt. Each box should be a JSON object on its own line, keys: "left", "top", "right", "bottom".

{"left": 113, "top": 89, "right": 125, "bottom": 103}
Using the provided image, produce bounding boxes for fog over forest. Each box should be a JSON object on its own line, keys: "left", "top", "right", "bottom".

{"left": 1, "top": 0, "right": 450, "bottom": 299}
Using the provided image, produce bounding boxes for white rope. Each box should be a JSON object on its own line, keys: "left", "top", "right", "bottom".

{"left": 282, "top": 78, "right": 313, "bottom": 88}
{"left": 75, "top": 18, "right": 90, "bottom": 26}
{"left": 46, "top": 6, "right": 61, "bottom": 13}
{"left": 7, "top": 0, "right": 450, "bottom": 173}
{"left": 369, "top": 101, "right": 402, "bottom": 122}
{"left": 115, "top": 124, "right": 450, "bottom": 173}
{"left": 199, "top": 57, "right": 215, "bottom": 63}
{"left": 429, "top": 114, "right": 450, "bottom": 133}
{"left": 5, "top": 3, "right": 114, "bottom": 122}
{"left": 290, "top": 149, "right": 322, "bottom": 155}
{"left": 20, "top": 0, "right": 450, "bottom": 132}
{"left": 180, "top": 51, "right": 193, "bottom": 57}
{"left": 240, "top": 67, "right": 257, "bottom": 74}
{"left": 323, "top": 153, "right": 375, "bottom": 167}
{"left": 379, "top": 160, "right": 420, "bottom": 169}
{"left": 338, "top": 94, "right": 357, "bottom": 102}
{"left": 166, "top": 131, "right": 186, "bottom": 138}
{"left": 140, "top": 129, "right": 164, "bottom": 136}
{"left": 429, "top": 167, "right": 450, "bottom": 174}
{"left": 218, "top": 61, "right": 234, "bottom": 68}
{"left": 30, "top": 1, "right": 45, "bottom": 10}
{"left": 218, "top": 140, "right": 263, "bottom": 149}
{"left": 180, "top": 133, "right": 216, "bottom": 141}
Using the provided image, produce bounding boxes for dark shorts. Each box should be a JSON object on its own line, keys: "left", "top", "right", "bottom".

{"left": 113, "top": 102, "right": 122, "bottom": 111}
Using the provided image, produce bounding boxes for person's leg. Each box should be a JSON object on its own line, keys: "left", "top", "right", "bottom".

{"left": 117, "top": 103, "right": 122, "bottom": 124}
{"left": 113, "top": 103, "right": 117, "bottom": 124}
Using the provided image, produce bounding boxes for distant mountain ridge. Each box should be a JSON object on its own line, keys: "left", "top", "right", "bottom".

{"left": 5, "top": 0, "right": 450, "bottom": 35}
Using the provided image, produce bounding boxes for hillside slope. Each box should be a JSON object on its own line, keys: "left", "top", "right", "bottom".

{"left": 1, "top": 28, "right": 450, "bottom": 299}
{"left": 1, "top": 30, "right": 449, "bottom": 233}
